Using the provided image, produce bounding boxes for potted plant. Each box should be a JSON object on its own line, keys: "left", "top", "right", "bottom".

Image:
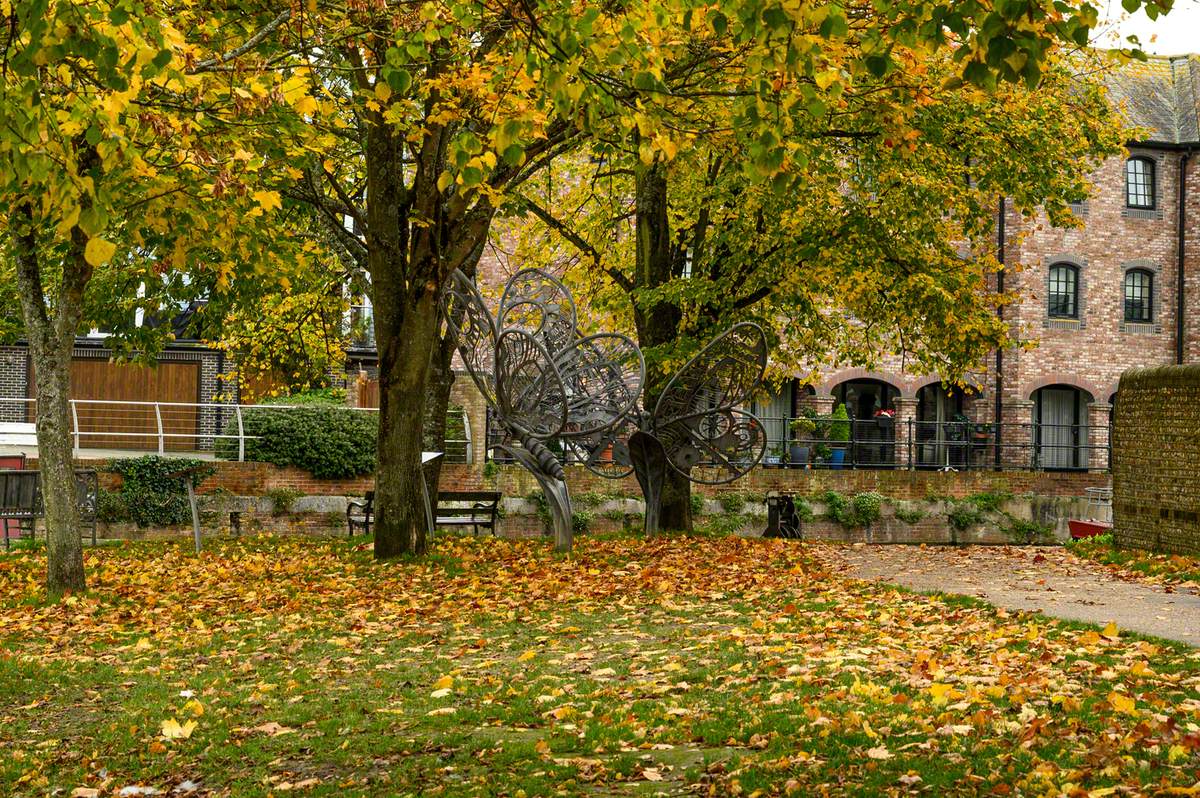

{"left": 788, "top": 416, "right": 817, "bottom": 467}
{"left": 828, "top": 404, "right": 851, "bottom": 469}
{"left": 765, "top": 443, "right": 785, "bottom": 466}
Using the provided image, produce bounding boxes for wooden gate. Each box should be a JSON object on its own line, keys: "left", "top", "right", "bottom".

{"left": 29, "top": 359, "right": 201, "bottom": 451}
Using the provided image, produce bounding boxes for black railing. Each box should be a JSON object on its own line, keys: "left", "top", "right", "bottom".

{"left": 483, "top": 411, "right": 1111, "bottom": 472}
{"left": 758, "top": 417, "right": 1110, "bottom": 472}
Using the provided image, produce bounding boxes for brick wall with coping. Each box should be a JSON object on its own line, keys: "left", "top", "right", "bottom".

{"left": 65, "top": 458, "right": 1107, "bottom": 501}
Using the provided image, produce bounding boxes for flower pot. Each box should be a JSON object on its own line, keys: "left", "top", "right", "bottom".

{"left": 789, "top": 445, "right": 810, "bottom": 467}
{"left": 829, "top": 446, "right": 847, "bottom": 469}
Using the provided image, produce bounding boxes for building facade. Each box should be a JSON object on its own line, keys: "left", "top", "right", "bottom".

{"left": 750, "top": 55, "right": 1200, "bottom": 472}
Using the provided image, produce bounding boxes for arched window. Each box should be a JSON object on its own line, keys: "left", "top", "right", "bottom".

{"left": 1124, "top": 269, "right": 1153, "bottom": 323}
{"left": 1048, "top": 263, "right": 1078, "bottom": 319}
{"left": 1125, "top": 157, "right": 1156, "bottom": 209}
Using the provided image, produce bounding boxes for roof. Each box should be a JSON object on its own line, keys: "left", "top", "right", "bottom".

{"left": 1107, "top": 54, "right": 1200, "bottom": 145}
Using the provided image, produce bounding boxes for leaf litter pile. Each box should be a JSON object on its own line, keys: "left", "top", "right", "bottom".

{"left": 1, "top": 535, "right": 1198, "bottom": 797}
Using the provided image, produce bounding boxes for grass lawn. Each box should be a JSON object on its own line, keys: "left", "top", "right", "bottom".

{"left": 1069, "top": 534, "right": 1200, "bottom": 585}
{"left": 2, "top": 534, "right": 1199, "bottom": 797}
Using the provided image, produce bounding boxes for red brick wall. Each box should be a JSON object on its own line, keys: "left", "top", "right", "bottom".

{"left": 70, "top": 458, "right": 1106, "bottom": 500}
{"left": 1002, "top": 150, "right": 1185, "bottom": 405}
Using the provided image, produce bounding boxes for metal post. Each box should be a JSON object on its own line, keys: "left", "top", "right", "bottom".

{"left": 70, "top": 400, "right": 80, "bottom": 450}
{"left": 154, "top": 403, "right": 165, "bottom": 455}
{"left": 235, "top": 405, "right": 245, "bottom": 462}
{"left": 186, "top": 481, "right": 202, "bottom": 553}
{"left": 907, "top": 419, "right": 914, "bottom": 470}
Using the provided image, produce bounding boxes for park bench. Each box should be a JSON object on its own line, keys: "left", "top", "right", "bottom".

{"left": 435, "top": 491, "right": 501, "bottom": 536}
{"left": 346, "top": 489, "right": 502, "bottom": 537}
{"left": 0, "top": 469, "right": 99, "bottom": 550}
{"left": 0, "top": 421, "right": 37, "bottom": 448}
{"left": 346, "top": 490, "right": 374, "bottom": 537}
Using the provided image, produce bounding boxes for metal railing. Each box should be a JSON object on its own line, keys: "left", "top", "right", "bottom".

{"left": 755, "top": 416, "right": 1110, "bottom": 472}
{"left": 482, "top": 412, "right": 1111, "bottom": 473}
{"left": 0, "top": 398, "right": 471, "bottom": 465}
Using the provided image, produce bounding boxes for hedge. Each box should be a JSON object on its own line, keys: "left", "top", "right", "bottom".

{"left": 216, "top": 405, "right": 377, "bottom": 479}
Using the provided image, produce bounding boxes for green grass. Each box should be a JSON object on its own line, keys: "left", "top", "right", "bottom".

{"left": 1069, "top": 533, "right": 1200, "bottom": 584}
{"left": 0, "top": 535, "right": 1198, "bottom": 796}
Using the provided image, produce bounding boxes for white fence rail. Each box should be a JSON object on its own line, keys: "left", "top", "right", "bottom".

{"left": 0, "top": 399, "right": 471, "bottom": 464}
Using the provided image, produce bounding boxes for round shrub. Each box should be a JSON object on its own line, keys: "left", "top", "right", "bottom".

{"left": 216, "top": 405, "right": 377, "bottom": 479}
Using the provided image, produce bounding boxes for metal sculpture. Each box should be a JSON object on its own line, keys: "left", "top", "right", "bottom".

{"left": 441, "top": 268, "right": 644, "bottom": 551}
{"left": 626, "top": 323, "right": 769, "bottom": 532}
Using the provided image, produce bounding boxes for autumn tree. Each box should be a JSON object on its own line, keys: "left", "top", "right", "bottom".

{"left": 273, "top": 2, "right": 591, "bottom": 559}
{"left": 0, "top": 4, "right": 308, "bottom": 594}
{"left": 501, "top": 0, "right": 1169, "bottom": 531}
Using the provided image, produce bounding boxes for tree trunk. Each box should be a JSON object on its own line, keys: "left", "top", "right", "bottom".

{"left": 632, "top": 160, "right": 692, "bottom": 532}
{"left": 31, "top": 345, "right": 84, "bottom": 593}
{"left": 365, "top": 112, "right": 436, "bottom": 559}
{"left": 658, "top": 468, "right": 693, "bottom": 532}
{"left": 372, "top": 283, "right": 439, "bottom": 558}
{"left": 10, "top": 198, "right": 87, "bottom": 596}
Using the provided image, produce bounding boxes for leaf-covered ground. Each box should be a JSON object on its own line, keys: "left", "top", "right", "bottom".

{"left": 1, "top": 535, "right": 1198, "bottom": 797}
{"left": 1068, "top": 536, "right": 1200, "bottom": 586}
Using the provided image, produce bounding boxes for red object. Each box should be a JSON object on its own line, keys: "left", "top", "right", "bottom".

{"left": 0, "top": 454, "right": 26, "bottom": 544}
{"left": 1068, "top": 519, "right": 1112, "bottom": 539}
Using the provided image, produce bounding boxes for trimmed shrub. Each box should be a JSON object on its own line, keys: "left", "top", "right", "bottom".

{"left": 216, "top": 405, "right": 377, "bottom": 479}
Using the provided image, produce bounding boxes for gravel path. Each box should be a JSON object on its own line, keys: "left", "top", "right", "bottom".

{"left": 812, "top": 544, "right": 1200, "bottom": 645}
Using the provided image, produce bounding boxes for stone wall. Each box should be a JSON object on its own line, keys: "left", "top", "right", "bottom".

{"left": 1112, "top": 364, "right": 1200, "bottom": 555}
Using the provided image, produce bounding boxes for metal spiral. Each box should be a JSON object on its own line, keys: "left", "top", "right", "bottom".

{"left": 520, "top": 432, "right": 565, "bottom": 481}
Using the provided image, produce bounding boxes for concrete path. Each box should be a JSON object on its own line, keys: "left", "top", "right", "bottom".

{"left": 812, "top": 544, "right": 1200, "bottom": 645}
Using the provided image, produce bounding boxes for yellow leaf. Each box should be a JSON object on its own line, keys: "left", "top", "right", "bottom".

{"left": 433, "top": 675, "right": 453, "bottom": 690}
{"left": 517, "top": 650, "right": 536, "bottom": 662}
{"left": 83, "top": 237, "right": 117, "bottom": 267}
{"left": 294, "top": 95, "right": 318, "bottom": 116}
{"left": 929, "top": 682, "right": 955, "bottom": 707}
{"left": 182, "top": 699, "right": 204, "bottom": 717}
{"left": 160, "top": 717, "right": 196, "bottom": 740}
{"left": 1101, "top": 621, "right": 1119, "bottom": 640}
{"left": 253, "top": 191, "right": 282, "bottom": 213}
{"left": 375, "top": 82, "right": 392, "bottom": 102}
{"left": 1107, "top": 691, "right": 1137, "bottom": 716}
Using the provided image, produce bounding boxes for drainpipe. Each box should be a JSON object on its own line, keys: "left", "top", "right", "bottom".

{"left": 1177, "top": 149, "right": 1191, "bottom": 364}
{"left": 994, "top": 196, "right": 1005, "bottom": 469}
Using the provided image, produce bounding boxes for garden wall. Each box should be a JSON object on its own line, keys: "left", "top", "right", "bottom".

{"left": 1112, "top": 365, "right": 1200, "bottom": 555}
{"left": 60, "top": 458, "right": 1105, "bottom": 545}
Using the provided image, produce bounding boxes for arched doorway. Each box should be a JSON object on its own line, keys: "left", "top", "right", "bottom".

{"left": 1034, "top": 384, "right": 1092, "bottom": 470}
{"left": 832, "top": 379, "right": 900, "bottom": 467}
{"left": 915, "top": 383, "right": 970, "bottom": 468}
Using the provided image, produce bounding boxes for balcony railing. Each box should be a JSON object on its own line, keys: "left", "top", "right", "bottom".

{"left": 484, "top": 410, "right": 1110, "bottom": 472}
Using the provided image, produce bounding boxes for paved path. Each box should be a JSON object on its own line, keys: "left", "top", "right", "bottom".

{"left": 812, "top": 544, "right": 1200, "bottom": 645}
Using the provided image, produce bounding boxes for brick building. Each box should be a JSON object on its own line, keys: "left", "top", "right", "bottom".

{"left": 746, "top": 54, "right": 1200, "bottom": 472}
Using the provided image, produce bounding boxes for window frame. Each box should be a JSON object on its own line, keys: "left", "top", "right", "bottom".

{"left": 1123, "top": 268, "right": 1154, "bottom": 324}
{"left": 1047, "top": 262, "right": 1080, "bottom": 320}
{"left": 1125, "top": 156, "right": 1156, "bottom": 210}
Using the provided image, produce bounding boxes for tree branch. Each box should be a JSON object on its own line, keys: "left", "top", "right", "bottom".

{"left": 190, "top": 10, "right": 293, "bottom": 73}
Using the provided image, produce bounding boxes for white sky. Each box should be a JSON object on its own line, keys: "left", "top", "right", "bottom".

{"left": 1098, "top": 0, "right": 1200, "bottom": 55}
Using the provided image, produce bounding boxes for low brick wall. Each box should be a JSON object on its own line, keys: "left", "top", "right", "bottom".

{"left": 58, "top": 458, "right": 1106, "bottom": 545}
{"left": 438, "top": 463, "right": 1110, "bottom": 502}
{"left": 65, "top": 458, "right": 1107, "bottom": 500}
